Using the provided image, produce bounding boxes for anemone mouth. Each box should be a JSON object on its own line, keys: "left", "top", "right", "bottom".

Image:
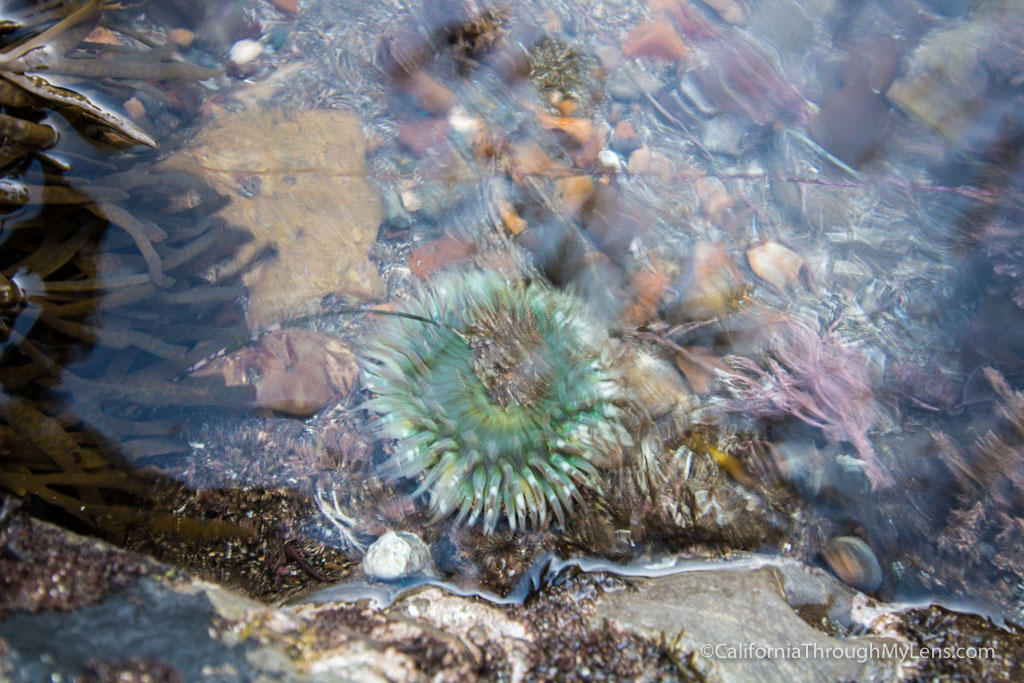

{"left": 362, "top": 271, "right": 630, "bottom": 533}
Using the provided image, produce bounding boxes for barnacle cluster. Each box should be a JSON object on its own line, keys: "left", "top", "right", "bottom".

{"left": 363, "top": 270, "right": 632, "bottom": 533}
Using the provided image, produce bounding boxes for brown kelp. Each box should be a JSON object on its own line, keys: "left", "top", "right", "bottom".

{"left": 0, "top": 1, "right": 256, "bottom": 545}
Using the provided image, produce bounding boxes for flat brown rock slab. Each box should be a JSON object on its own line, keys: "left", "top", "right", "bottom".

{"left": 161, "top": 108, "right": 384, "bottom": 330}
{"left": 591, "top": 565, "right": 901, "bottom": 682}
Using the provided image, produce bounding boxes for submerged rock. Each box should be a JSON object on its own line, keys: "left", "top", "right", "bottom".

{"left": 160, "top": 109, "right": 384, "bottom": 330}
{"left": 190, "top": 328, "right": 359, "bottom": 417}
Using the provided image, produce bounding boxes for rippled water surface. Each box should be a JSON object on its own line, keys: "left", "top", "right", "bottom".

{"left": 2, "top": 0, "right": 1024, "bottom": 621}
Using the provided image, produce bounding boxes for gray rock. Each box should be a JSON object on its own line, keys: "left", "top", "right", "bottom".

{"left": 702, "top": 116, "right": 748, "bottom": 157}
{"left": 607, "top": 65, "right": 660, "bottom": 102}
{"left": 591, "top": 565, "right": 902, "bottom": 683}
{"left": 363, "top": 531, "right": 433, "bottom": 581}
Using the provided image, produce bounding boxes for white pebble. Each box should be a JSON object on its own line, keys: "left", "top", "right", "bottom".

{"left": 229, "top": 39, "right": 263, "bottom": 65}
{"left": 363, "top": 531, "right": 432, "bottom": 581}
{"left": 598, "top": 149, "right": 623, "bottom": 170}
{"left": 448, "top": 105, "right": 483, "bottom": 135}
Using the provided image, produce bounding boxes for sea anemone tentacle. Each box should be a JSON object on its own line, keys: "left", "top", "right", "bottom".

{"left": 362, "top": 270, "right": 631, "bottom": 533}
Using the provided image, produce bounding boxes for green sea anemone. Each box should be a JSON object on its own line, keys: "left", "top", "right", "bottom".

{"left": 362, "top": 270, "right": 631, "bottom": 533}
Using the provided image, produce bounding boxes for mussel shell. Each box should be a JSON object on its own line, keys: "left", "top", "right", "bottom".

{"left": 822, "top": 535, "right": 883, "bottom": 593}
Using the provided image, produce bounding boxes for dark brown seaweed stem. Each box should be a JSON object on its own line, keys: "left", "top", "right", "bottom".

{"left": 0, "top": 142, "right": 27, "bottom": 168}
{"left": 116, "top": 508, "right": 256, "bottom": 542}
{"left": 45, "top": 56, "right": 222, "bottom": 81}
{"left": 64, "top": 375, "right": 255, "bottom": 409}
{"left": 41, "top": 272, "right": 150, "bottom": 292}
{"left": 0, "top": 0, "right": 100, "bottom": 67}
{"left": 2, "top": 327, "right": 64, "bottom": 379}
{"left": 24, "top": 183, "right": 129, "bottom": 204}
{"left": 92, "top": 201, "right": 173, "bottom": 287}
{"left": 0, "top": 471, "right": 92, "bottom": 522}
{"left": 44, "top": 13, "right": 99, "bottom": 59}
{"left": 161, "top": 285, "right": 243, "bottom": 307}
{"left": 23, "top": 470, "right": 147, "bottom": 493}
{"left": 0, "top": 425, "right": 47, "bottom": 461}
{"left": 121, "top": 438, "right": 188, "bottom": 461}
{"left": 158, "top": 231, "right": 224, "bottom": 272}
{"left": 0, "top": 79, "right": 31, "bottom": 106}
{"left": 49, "top": 282, "right": 155, "bottom": 316}
{"left": 0, "top": 471, "right": 256, "bottom": 542}
{"left": 0, "top": 396, "right": 104, "bottom": 506}
{"left": 17, "top": 218, "right": 99, "bottom": 278}
{"left": 0, "top": 112, "right": 56, "bottom": 147}
{"left": 72, "top": 407, "right": 180, "bottom": 438}
{"left": 35, "top": 309, "right": 187, "bottom": 359}
{"left": 0, "top": 396, "right": 86, "bottom": 474}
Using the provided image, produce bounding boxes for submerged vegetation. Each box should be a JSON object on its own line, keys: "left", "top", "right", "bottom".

{"left": 0, "top": 0, "right": 254, "bottom": 545}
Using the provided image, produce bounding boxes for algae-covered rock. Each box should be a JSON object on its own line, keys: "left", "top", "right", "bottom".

{"left": 161, "top": 109, "right": 384, "bottom": 330}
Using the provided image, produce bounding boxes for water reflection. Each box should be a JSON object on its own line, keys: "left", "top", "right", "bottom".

{"left": 1, "top": 0, "right": 1024, "bottom": 620}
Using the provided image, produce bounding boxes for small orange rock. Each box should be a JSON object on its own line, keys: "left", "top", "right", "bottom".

{"left": 694, "top": 176, "right": 735, "bottom": 223}
{"left": 168, "top": 28, "right": 195, "bottom": 47}
{"left": 614, "top": 121, "right": 637, "bottom": 143}
{"left": 746, "top": 241, "right": 805, "bottom": 291}
{"left": 554, "top": 98, "right": 576, "bottom": 116}
{"left": 508, "top": 141, "right": 567, "bottom": 184}
{"left": 622, "top": 21, "right": 688, "bottom": 61}
{"left": 621, "top": 267, "right": 670, "bottom": 326}
{"left": 85, "top": 27, "right": 122, "bottom": 46}
{"left": 273, "top": 0, "right": 299, "bottom": 12}
{"left": 627, "top": 146, "right": 652, "bottom": 174}
{"left": 405, "top": 70, "right": 456, "bottom": 115}
{"left": 408, "top": 233, "right": 476, "bottom": 278}
{"left": 673, "top": 346, "right": 729, "bottom": 393}
{"left": 123, "top": 98, "right": 146, "bottom": 120}
{"left": 538, "top": 114, "right": 602, "bottom": 169}
{"left": 397, "top": 117, "right": 449, "bottom": 157}
{"left": 677, "top": 241, "right": 744, "bottom": 320}
{"left": 497, "top": 200, "right": 528, "bottom": 236}
{"left": 556, "top": 176, "right": 595, "bottom": 216}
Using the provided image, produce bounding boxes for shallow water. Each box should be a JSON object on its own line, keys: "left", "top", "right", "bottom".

{"left": 2, "top": 0, "right": 1024, "bottom": 622}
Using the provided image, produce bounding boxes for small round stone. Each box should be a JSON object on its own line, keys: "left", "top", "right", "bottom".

{"left": 229, "top": 39, "right": 263, "bottom": 65}
{"left": 363, "top": 531, "right": 432, "bottom": 581}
